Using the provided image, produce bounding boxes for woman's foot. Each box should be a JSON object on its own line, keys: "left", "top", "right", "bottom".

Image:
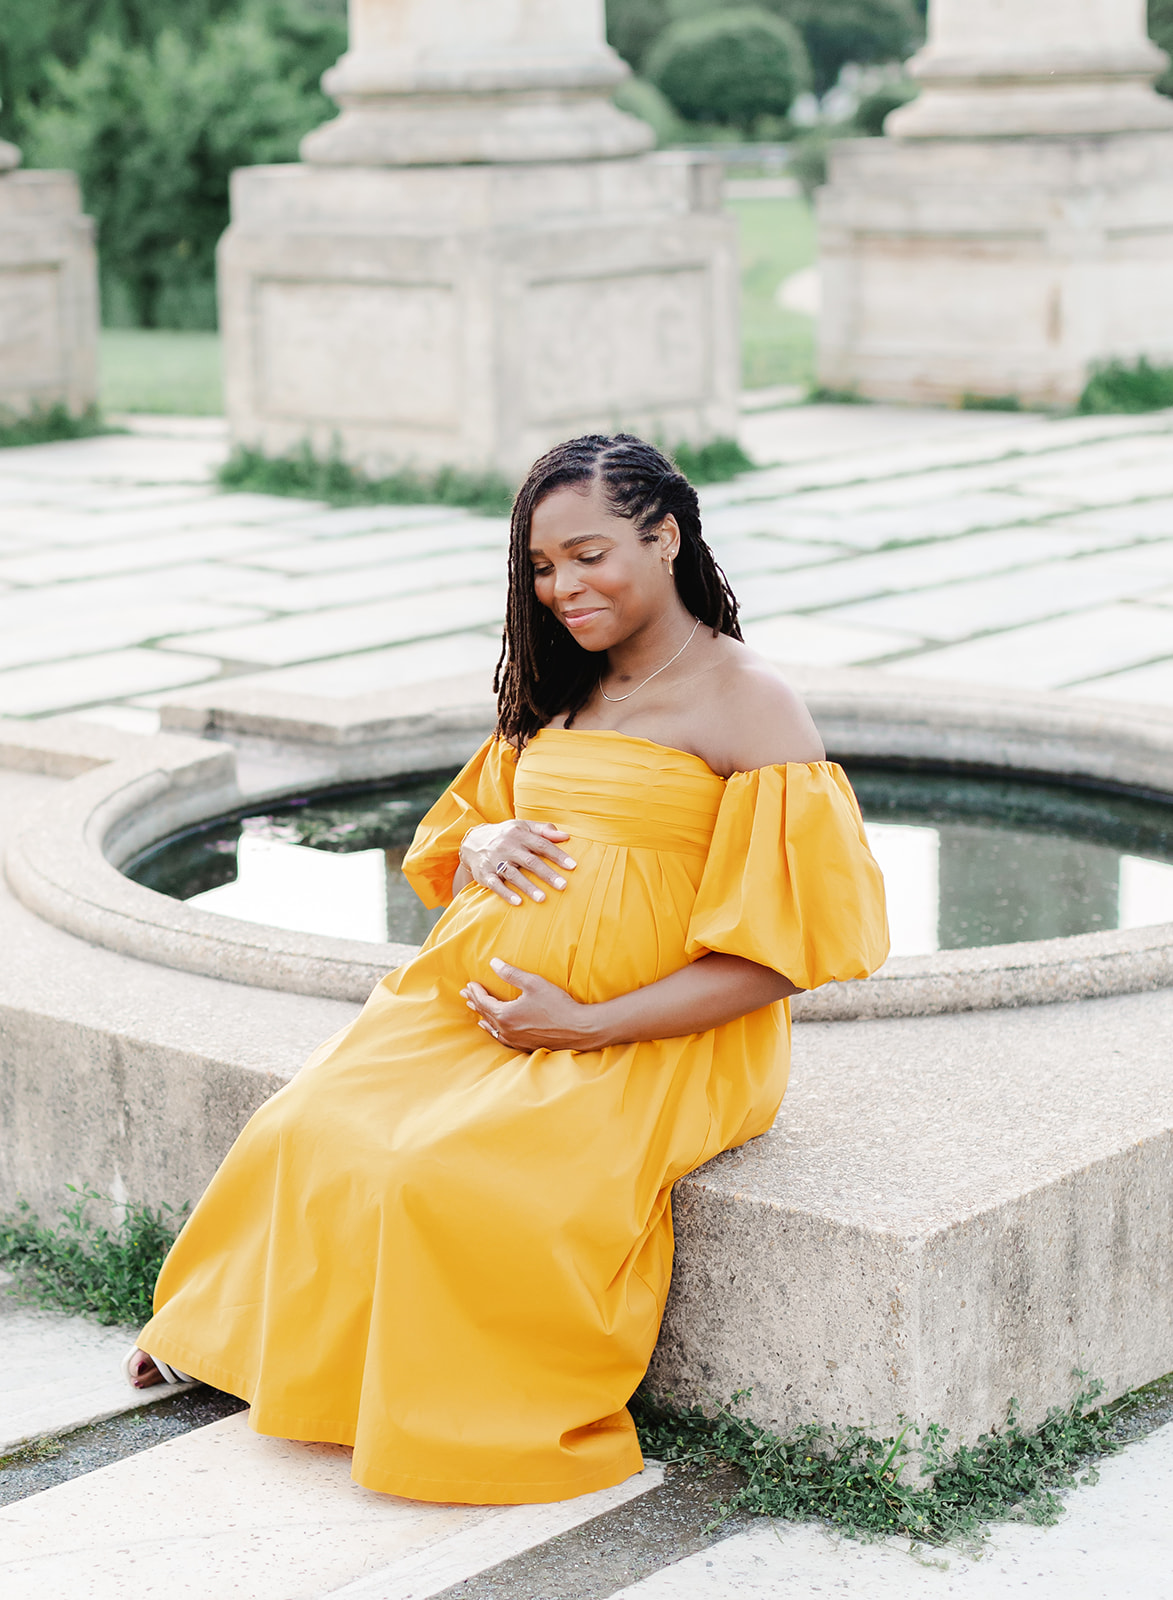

{"left": 125, "top": 1348, "right": 167, "bottom": 1389}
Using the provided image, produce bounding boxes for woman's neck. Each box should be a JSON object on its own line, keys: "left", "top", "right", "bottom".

{"left": 604, "top": 604, "right": 698, "bottom": 687}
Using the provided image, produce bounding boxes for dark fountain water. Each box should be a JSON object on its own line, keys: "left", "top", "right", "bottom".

{"left": 126, "top": 765, "right": 1173, "bottom": 956}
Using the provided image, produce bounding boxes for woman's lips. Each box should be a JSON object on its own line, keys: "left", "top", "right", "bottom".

{"left": 561, "top": 609, "right": 603, "bottom": 630}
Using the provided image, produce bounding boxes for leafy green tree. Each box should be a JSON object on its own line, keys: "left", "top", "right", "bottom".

{"left": 1151, "top": 0, "right": 1173, "bottom": 95}
{"left": 605, "top": 0, "right": 672, "bottom": 74}
{"left": 25, "top": 12, "right": 338, "bottom": 328}
{"left": 770, "top": 0, "right": 920, "bottom": 97}
{"left": 0, "top": 0, "right": 344, "bottom": 144}
{"left": 647, "top": 7, "right": 810, "bottom": 134}
{"left": 660, "top": 0, "right": 920, "bottom": 99}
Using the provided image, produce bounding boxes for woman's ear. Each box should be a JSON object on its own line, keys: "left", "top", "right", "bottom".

{"left": 659, "top": 513, "right": 681, "bottom": 563}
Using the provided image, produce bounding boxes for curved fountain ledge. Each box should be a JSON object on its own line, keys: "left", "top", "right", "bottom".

{"left": 5, "top": 671, "right": 1173, "bottom": 1019}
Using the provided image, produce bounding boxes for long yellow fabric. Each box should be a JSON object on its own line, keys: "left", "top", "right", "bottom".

{"left": 140, "top": 728, "right": 889, "bottom": 1504}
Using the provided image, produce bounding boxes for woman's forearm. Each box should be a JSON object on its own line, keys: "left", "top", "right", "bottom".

{"left": 584, "top": 954, "right": 800, "bottom": 1048}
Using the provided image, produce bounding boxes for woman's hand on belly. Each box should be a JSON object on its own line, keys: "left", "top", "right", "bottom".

{"left": 453, "top": 820, "right": 576, "bottom": 907}
{"left": 463, "top": 952, "right": 801, "bottom": 1052}
{"left": 461, "top": 959, "right": 597, "bottom": 1052}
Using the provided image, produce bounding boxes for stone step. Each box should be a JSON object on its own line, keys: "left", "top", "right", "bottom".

{"left": 0, "top": 1288, "right": 190, "bottom": 1458}
{"left": 0, "top": 1408, "right": 662, "bottom": 1599}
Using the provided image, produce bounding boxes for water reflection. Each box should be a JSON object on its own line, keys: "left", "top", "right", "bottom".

{"left": 126, "top": 765, "right": 1173, "bottom": 956}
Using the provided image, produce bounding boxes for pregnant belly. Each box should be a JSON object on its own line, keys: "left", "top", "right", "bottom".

{"left": 406, "top": 840, "right": 699, "bottom": 1006}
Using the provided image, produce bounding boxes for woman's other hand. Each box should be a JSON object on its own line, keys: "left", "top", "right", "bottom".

{"left": 457, "top": 821, "right": 576, "bottom": 907}
{"left": 461, "top": 960, "right": 599, "bottom": 1051}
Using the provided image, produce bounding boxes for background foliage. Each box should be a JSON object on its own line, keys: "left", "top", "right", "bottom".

{"left": 4, "top": 0, "right": 345, "bottom": 329}
{"left": 646, "top": 9, "right": 811, "bottom": 135}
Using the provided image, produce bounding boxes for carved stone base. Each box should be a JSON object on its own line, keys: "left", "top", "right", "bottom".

{"left": 0, "top": 169, "right": 99, "bottom": 417}
{"left": 218, "top": 155, "right": 739, "bottom": 478}
{"left": 817, "top": 131, "right": 1173, "bottom": 407}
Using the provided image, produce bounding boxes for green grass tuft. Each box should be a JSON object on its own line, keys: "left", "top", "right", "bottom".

{"left": 632, "top": 1380, "right": 1128, "bottom": 1547}
{"left": 218, "top": 443, "right": 516, "bottom": 517}
{"left": 806, "top": 385, "right": 869, "bottom": 405}
{"left": 672, "top": 436, "right": 756, "bottom": 484}
{"left": 0, "top": 403, "right": 113, "bottom": 449}
{"left": 1078, "top": 357, "right": 1173, "bottom": 415}
{"left": 961, "top": 393, "right": 1022, "bottom": 412}
{"left": 0, "top": 1186, "right": 188, "bottom": 1327}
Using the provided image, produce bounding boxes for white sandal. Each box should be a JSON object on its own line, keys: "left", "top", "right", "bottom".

{"left": 121, "top": 1345, "right": 194, "bottom": 1389}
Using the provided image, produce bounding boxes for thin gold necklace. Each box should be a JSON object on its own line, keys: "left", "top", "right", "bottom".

{"left": 598, "top": 617, "right": 701, "bottom": 703}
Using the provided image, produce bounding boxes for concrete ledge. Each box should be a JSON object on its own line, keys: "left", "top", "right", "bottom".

{"left": 651, "top": 989, "right": 1173, "bottom": 1445}
{"left": 2, "top": 750, "right": 1170, "bottom": 1452}
{"left": 5, "top": 673, "right": 1173, "bottom": 1018}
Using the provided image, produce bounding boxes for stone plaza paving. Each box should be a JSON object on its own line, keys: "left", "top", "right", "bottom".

{"left": 1, "top": 401, "right": 1172, "bottom": 1596}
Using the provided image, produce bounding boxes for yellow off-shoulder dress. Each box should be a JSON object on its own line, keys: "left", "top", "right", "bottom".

{"left": 139, "top": 729, "right": 888, "bottom": 1505}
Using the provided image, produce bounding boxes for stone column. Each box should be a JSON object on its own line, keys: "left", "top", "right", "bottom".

{"left": 817, "top": 0, "right": 1173, "bottom": 405}
{"left": 0, "top": 143, "right": 99, "bottom": 419}
{"left": 219, "top": 0, "right": 738, "bottom": 479}
{"left": 302, "top": 0, "right": 651, "bottom": 165}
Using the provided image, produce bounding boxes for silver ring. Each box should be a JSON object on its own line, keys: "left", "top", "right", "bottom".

{"left": 494, "top": 860, "right": 510, "bottom": 878}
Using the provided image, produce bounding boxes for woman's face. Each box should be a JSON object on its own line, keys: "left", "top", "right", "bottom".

{"left": 528, "top": 479, "right": 677, "bottom": 653}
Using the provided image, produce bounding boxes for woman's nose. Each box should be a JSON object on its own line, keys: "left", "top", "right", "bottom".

{"left": 553, "top": 565, "right": 583, "bottom": 597}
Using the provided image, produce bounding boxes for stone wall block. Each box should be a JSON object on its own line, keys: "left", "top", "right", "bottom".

{"left": 0, "top": 170, "right": 99, "bottom": 417}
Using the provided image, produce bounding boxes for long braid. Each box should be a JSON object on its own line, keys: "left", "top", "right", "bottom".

{"left": 494, "top": 434, "right": 742, "bottom": 750}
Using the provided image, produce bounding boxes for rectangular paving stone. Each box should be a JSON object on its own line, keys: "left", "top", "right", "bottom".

{"left": 227, "top": 547, "right": 507, "bottom": 614}
{"left": 0, "top": 525, "right": 292, "bottom": 586}
{"left": 276, "top": 504, "right": 486, "bottom": 538}
{"left": 0, "top": 1410, "right": 661, "bottom": 1600}
{"left": 1021, "top": 459, "right": 1173, "bottom": 507}
{"left": 878, "top": 603, "right": 1173, "bottom": 690}
{"left": 0, "top": 648, "right": 221, "bottom": 716}
{"left": 159, "top": 634, "right": 503, "bottom": 704}
{"left": 733, "top": 526, "right": 1106, "bottom": 619}
{"left": 165, "top": 584, "right": 507, "bottom": 668}
{"left": 0, "top": 564, "right": 275, "bottom": 637}
{"left": 1042, "top": 500, "right": 1173, "bottom": 541}
{"left": 1070, "top": 656, "right": 1173, "bottom": 708}
{"left": 822, "top": 549, "right": 1173, "bottom": 642}
{"left": 704, "top": 536, "right": 842, "bottom": 578}
{"left": 239, "top": 519, "right": 510, "bottom": 577}
{"left": 742, "top": 613, "right": 922, "bottom": 667}
{"left": 0, "top": 602, "right": 269, "bottom": 673}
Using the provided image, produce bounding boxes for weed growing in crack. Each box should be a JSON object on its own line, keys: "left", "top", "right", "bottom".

{"left": 632, "top": 1379, "right": 1130, "bottom": 1548}
{"left": 0, "top": 404, "right": 114, "bottom": 448}
{"left": 0, "top": 1185, "right": 188, "bottom": 1326}
{"left": 218, "top": 443, "right": 516, "bottom": 516}
{"left": 1078, "top": 357, "right": 1173, "bottom": 414}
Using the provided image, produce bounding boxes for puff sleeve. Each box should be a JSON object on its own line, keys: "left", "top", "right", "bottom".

{"left": 401, "top": 735, "right": 518, "bottom": 909}
{"left": 684, "top": 761, "right": 889, "bottom": 990}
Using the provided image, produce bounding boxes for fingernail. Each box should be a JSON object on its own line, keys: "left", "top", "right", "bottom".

{"left": 466, "top": 1002, "right": 476, "bottom": 1011}
{"left": 564, "top": 858, "right": 576, "bottom": 868}
{"left": 510, "top": 895, "right": 521, "bottom": 905}
{"left": 534, "top": 890, "right": 545, "bottom": 902}
{"left": 490, "top": 958, "right": 505, "bottom": 972}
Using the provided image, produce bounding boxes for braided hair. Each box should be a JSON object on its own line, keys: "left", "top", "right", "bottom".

{"left": 494, "top": 434, "right": 742, "bottom": 749}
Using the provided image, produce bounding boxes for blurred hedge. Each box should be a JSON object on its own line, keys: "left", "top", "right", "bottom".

{"left": 647, "top": 8, "right": 810, "bottom": 134}
{"left": 9, "top": 1, "right": 344, "bottom": 329}
{"left": 609, "top": 0, "right": 921, "bottom": 98}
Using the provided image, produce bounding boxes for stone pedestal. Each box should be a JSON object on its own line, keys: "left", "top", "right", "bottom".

{"left": 817, "top": 0, "right": 1173, "bottom": 406}
{"left": 219, "top": 0, "right": 739, "bottom": 478}
{"left": 0, "top": 162, "right": 99, "bottom": 418}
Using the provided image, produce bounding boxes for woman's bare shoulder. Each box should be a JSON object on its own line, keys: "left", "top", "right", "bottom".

{"left": 697, "top": 646, "right": 825, "bottom": 775}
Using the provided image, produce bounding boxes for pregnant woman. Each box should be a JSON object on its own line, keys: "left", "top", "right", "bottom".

{"left": 127, "top": 433, "right": 889, "bottom": 1505}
